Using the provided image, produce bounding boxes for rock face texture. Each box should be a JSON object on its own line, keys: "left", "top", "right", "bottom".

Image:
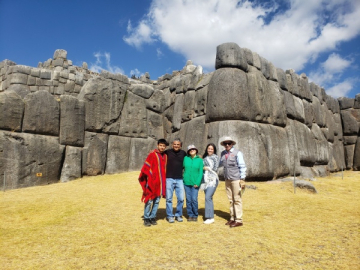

{"left": 0, "top": 44, "right": 359, "bottom": 189}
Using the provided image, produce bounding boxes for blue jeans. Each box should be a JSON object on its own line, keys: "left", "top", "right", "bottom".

{"left": 144, "top": 196, "right": 161, "bottom": 219}
{"left": 166, "top": 178, "right": 184, "bottom": 218}
{"left": 204, "top": 181, "right": 218, "bottom": 219}
{"left": 184, "top": 185, "right": 199, "bottom": 217}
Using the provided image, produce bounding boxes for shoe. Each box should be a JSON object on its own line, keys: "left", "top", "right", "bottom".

{"left": 187, "top": 217, "right": 193, "bottom": 222}
{"left": 193, "top": 217, "right": 198, "bottom": 222}
{"left": 230, "top": 221, "right": 243, "bottom": 228}
{"left": 144, "top": 219, "right": 151, "bottom": 227}
{"left": 167, "top": 217, "right": 175, "bottom": 223}
{"left": 150, "top": 218, "right": 157, "bottom": 225}
{"left": 175, "top": 216, "right": 183, "bottom": 222}
{"left": 225, "top": 220, "right": 235, "bottom": 226}
{"left": 204, "top": 218, "right": 214, "bottom": 224}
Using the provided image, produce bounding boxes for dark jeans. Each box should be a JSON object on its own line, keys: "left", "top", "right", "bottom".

{"left": 184, "top": 185, "right": 199, "bottom": 217}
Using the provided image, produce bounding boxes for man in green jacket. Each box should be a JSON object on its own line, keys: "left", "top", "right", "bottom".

{"left": 183, "top": 144, "right": 203, "bottom": 222}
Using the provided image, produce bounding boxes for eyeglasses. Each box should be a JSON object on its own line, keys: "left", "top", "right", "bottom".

{"left": 224, "top": 142, "right": 233, "bottom": 146}
{"left": 189, "top": 149, "right": 196, "bottom": 152}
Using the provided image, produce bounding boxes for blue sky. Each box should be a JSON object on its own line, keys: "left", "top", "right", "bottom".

{"left": 1, "top": 0, "right": 359, "bottom": 98}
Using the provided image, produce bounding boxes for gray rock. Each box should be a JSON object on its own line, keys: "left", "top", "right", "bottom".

{"left": 179, "top": 116, "right": 208, "bottom": 156}
{"left": 285, "top": 119, "right": 301, "bottom": 176}
{"left": 9, "top": 73, "right": 28, "bottom": 84}
{"left": 118, "top": 91, "right": 147, "bottom": 138}
{"left": 8, "top": 65, "right": 31, "bottom": 75}
{"left": 298, "top": 74, "right": 312, "bottom": 101}
{"left": 311, "top": 124, "right": 329, "bottom": 165}
{"left": 344, "top": 144, "right": 355, "bottom": 169}
{"left": 268, "top": 62, "right": 278, "bottom": 82}
{"left": 0, "top": 131, "right": 65, "bottom": 189}
{"left": 82, "top": 132, "right": 108, "bottom": 176}
{"left": 195, "top": 72, "right": 213, "bottom": 89}
{"left": 312, "top": 97, "right": 327, "bottom": 127}
{"left": 129, "top": 83, "right": 154, "bottom": 99}
{"left": 82, "top": 62, "right": 88, "bottom": 69}
{"left": 40, "top": 69, "right": 51, "bottom": 80}
{"left": 53, "top": 58, "right": 64, "bottom": 67}
{"left": 243, "top": 48, "right": 254, "bottom": 66}
{"left": 206, "top": 68, "right": 250, "bottom": 122}
{"left": 328, "top": 138, "right": 345, "bottom": 171}
{"left": 79, "top": 76, "right": 126, "bottom": 132}
{"left": 215, "top": 42, "right": 248, "bottom": 72}
{"left": 338, "top": 97, "right": 354, "bottom": 110}
{"left": 343, "top": 136, "right": 358, "bottom": 145}
{"left": 311, "top": 165, "right": 330, "bottom": 177}
{"left": 295, "top": 179, "right": 317, "bottom": 193}
{"left": 22, "top": 90, "right": 60, "bottom": 136}
{"left": 0, "top": 90, "right": 24, "bottom": 131}
{"left": 128, "top": 137, "right": 157, "bottom": 171}
{"left": 147, "top": 110, "right": 164, "bottom": 140}
{"left": 341, "top": 110, "right": 358, "bottom": 135}
{"left": 252, "top": 52, "right": 261, "bottom": 70}
{"left": 354, "top": 94, "right": 360, "bottom": 109}
{"left": 276, "top": 68, "right": 288, "bottom": 91}
{"left": 353, "top": 137, "right": 360, "bottom": 170}
{"left": 325, "top": 95, "right": 340, "bottom": 113}
{"left": 298, "top": 167, "right": 316, "bottom": 181}
{"left": 309, "top": 82, "right": 323, "bottom": 101}
{"left": 105, "top": 136, "right": 131, "bottom": 174}
{"left": 291, "top": 119, "right": 316, "bottom": 166}
{"left": 53, "top": 49, "right": 67, "bottom": 59}
{"left": 259, "top": 56, "right": 270, "bottom": 79}
{"left": 145, "top": 89, "right": 166, "bottom": 113}
{"left": 182, "top": 90, "right": 196, "bottom": 122}
{"left": 59, "top": 95, "right": 85, "bottom": 146}
{"left": 194, "top": 86, "right": 208, "bottom": 117}
{"left": 60, "top": 146, "right": 82, "bottom": 182}
{"left": 302, "top": 99, "right": 314, "bottom": 128}
{"left": 172, "top": 94, "right": 184, "bottom": 131}
{"left": 283, "top": 90, "right": 305, "bottom": 123}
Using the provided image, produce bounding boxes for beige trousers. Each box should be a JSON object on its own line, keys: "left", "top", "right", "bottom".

{"left": 225, "top": 179, "right": 243, "bottom": 222}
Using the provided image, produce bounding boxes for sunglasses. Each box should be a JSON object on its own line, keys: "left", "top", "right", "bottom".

{"left": 224, "top": 142, "right": 233, "bottom": 146}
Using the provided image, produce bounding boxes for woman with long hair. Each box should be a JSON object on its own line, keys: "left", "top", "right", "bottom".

{"left": 201, "top": 143, "right": 219, "bottom": 224}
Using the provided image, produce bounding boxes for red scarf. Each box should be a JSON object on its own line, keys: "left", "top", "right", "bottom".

{"left": 138, "top": 149, "right": 167, "bottom": 203}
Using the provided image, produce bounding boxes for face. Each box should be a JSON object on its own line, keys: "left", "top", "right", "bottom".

{"left": 189, "top": 149, "right": 197, "bottom": 157}
{"left": 207, "top": 145, "right": 214, "bottom": 156}
{"left": 223, "top": 141, "right": 233, "bottom": 151}
{"left": 172, "top": 140, "right": 182, "bottom": 151}
{"left": 157, "top": 143, "right": 166, "bottom": 153}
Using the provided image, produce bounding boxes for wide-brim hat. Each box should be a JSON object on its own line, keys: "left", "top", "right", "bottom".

{"left": 187, "top": 144, "right": 198, "bottom": 154}
{"left": 220, "top": 136, "right": 237, "bottom": 146}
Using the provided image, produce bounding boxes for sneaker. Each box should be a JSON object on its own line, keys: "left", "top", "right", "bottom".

{"left": 150, "top": 218, "right": 157, "bottom": 225}
{"left": 187, "top": 217, "right": 193, "bottom": 222}
{"left": 175, "top": 216, "right": 183, "bottom": 222}
{"left": 193, "top": 217, "right": 198, "bottom": 222}
{"left": 144, "top": 219, "right": 151, "bottom": 227}
{"left": 167, "top": 217, "right": 175, "bottom": 223}
{"left": 204, "top": 218, "right": 214, "bottom": 224}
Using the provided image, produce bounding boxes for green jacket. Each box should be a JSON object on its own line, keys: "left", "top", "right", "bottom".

{"left": 183, "top": 155, "right": 204, "bottom": 186}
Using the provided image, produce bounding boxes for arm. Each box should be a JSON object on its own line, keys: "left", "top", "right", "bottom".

{"left": 236, "top": 151, "right": 247, "bottom": 180}
{"left": 212, "top": 155, "right": 220, "bottom": 172}
{"left": 195, "top": 158, "right": 204, "bottom": 187}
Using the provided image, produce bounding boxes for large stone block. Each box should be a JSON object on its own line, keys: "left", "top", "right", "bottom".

{"left": 338, "top": 97, "right": 354, "bottom": 110}
{"left": 302, "top": 99, "right": 314, "bottom": 128}
{"left": 79, "top": 76, "right": 127, "bottom": 132}
{"left": 276, "top": 68, "right": 288, "bottom": 91}
{"left": 182, "top": 90, "right": 196, "bottom": 122}
{"left": 283, "top": 90, "right": 305, "bottom": 122}
{"left": 82, "top": 132, "right": 108, "bottom": 176}
{"left": 128, "top": 137, "right": 157, "bottom": 171}
{"left": 172, "top": 94, "right": 184, "bottom": 131}
{"left": 60, "top": 95, "right": 85, "bottom": 146}
{"left": 105, "top": 136, "right": 131, "bottom": 174}
{"left": 311, "top": 124, "right": 329, "bottom": 165}
{"left": 53, "top": 49, "right": 67, "bottom": 59}
{"left": 7, "top": 84, "right": 30, "bottom": 98}
{"left": 243, "top": 48, "right": 254, "bottom": 66}
{"left": 206, "top": 68, "right": 250, "bottom": 122}
{"left": 344, "top": 144, "right": 355, "bottom": 170}
{"left": 0, "top": 90, "right": 24, "bottom": 131}
{"left": 341, "top": 110, "right": 358, "bottom": 135}
{"left": 22, "top": 90, "right": 60, "bottom": 136}
{"left": 145, "top": 89, "right": 166, "bottom": 113}
{"left": 129, "top": 83, "right": 154, "bottom": 98}
{"left": 343, "top": 136, "right": 358, "bottom": 145}
{"left": 118, "top": 91, "right": 147, "bottom": 138}
{"left": 298, "top": 74, "right": 312, "bottom": 101}
{"left": 291, "top": 120, "right": 316, "bottom": 166}
{"left": 9, "top": 73, "right": 28, "bottom": 84}
{"left": 194, "top": 86, "right": 208, "bottom": 117}
{"left": 147, "top": 110, "right": 164, "bottom": 140}
{"left": 353, "top": 137, "right": 360, "bottom": 170}
{"left": 285, "top": 119, "right": 301, "bottom": 176}
{"left": 60, "top": 146, "right": 82, "bottom": 182}
{"left": 215, "top": 42, "right": 248, "bottom": 71}
{"left": 312, "top": 97, "right": 327, "bottom": 127}
{"left": 0, "top": 131, "right": 65, "bottom": 189}
{"left": 325, "top": 95, "right": 340, "bottom": 113}
{"left": 207, "top": 120, "right": 291, "bottom": 180}
{"left": 354, "top": 94, "right": 360, "bottom": 109}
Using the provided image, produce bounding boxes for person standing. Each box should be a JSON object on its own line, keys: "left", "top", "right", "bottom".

{"left": 138, "top": 139, "right": 169, "bottom": 227}
{"left": 183, "top": 145, "right": 203, "bottom": 222}
{"left": 201, "top": 143, "right": 219, "bottom": 224}
{"left": 219, "top": 136, "right": 247, "bottom": 228}
{"left": 165, "top": 139, "right": 187, "bottom": 223}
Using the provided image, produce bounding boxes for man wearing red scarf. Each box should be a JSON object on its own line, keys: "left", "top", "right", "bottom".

{"left": 138, "top": 139, "right": 168, "bottom": 227}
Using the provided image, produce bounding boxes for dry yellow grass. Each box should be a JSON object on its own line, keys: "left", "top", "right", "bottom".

{"left": 1, "top": 171, "right": 359, "bottom": 269}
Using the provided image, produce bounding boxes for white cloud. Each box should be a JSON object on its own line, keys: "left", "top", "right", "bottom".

{"left": 326, "top": 80, "right": 354, "bottom": 98}
{"left": 156, "top": 48, "right": 164, "bottom": 58}
{"left": 130, "top": 68, "right": 142, "bottom": 77}
{"left": 89, "top": 52, "right": 124, "bottom": 74}
{"left": 122, "top": 0, "right": 360, "bottom": 72}
{"left": 309, "top": 53, "right": 355, "bottom": 98}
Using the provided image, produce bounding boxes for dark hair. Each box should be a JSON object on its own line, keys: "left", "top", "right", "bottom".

{"left": 157, "top": 138, "right": 169, "bottom": 146}
{"left": 203, "top": 143, "right": 217, "bottom": 158}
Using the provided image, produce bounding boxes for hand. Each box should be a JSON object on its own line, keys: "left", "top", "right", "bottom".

{"left": 194, "top": 185, "right": 198, "bottom": 188}
{"left": 240, "top": 180, "right": 246, "bottom": 189}
{"left": 203, "top": 166, "right": 208, "bottom": 171}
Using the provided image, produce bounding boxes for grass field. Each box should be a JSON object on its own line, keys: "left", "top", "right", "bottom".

{"left": 1, "top": 171, "right": 359, "bottom": 269}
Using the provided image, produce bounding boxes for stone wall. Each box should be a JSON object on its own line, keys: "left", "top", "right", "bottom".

{"left": 0, "top": 44, "right": 359, "bottom": 189}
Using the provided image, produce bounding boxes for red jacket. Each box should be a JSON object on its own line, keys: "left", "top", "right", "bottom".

{"left": 138, "top": 149, "right": 167, "bottom": 203}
